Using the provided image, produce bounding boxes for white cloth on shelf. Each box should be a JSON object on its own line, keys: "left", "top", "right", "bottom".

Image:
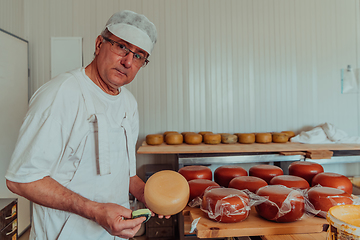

{"left": 290, "top": 122, "right": 360, "bottom": 144}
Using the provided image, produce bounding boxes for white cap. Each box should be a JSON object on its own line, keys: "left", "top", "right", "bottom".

{"left": 104, "top": 10, "right": 157, "bottom": 55}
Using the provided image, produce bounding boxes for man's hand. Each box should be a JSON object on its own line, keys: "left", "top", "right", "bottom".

{"left": 6, "top": 177, "right": 145, "bottom": 238}
{"left": 92, "top": 202, "right": 145, "bottom": 238}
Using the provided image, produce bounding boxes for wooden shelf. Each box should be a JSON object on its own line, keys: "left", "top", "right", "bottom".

{"left": 183, "top": 206, "right": 328, "bottom": 239}
{"left": 137, "top": 142, "right": 360, "bottom": 155}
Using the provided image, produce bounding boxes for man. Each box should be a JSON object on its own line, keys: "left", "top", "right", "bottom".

{"left": 6, "top": 10, "right": 159, "bottom": 239}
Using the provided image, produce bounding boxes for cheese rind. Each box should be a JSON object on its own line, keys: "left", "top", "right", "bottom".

{"left": 238, "top": 133, "right": 255, "bottom": 144}
{"left": 221, "top": 134, "right": 238, "bottom": 144}
{"left": 165, "top": 133, "right": 183, "bottom": 145}
{"left": 255, "top": 133, "right": 272, "bottom": 143}
{"left": 144, "top": 170, "right": 190, "bottom": 215}
{"left": 146, "top": 134, "right": 164, "bottom": 145}
{"left": 203, "top": 133, "right": 221, "bottom": 144}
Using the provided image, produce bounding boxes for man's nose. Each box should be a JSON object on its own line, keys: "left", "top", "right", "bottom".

{"left": 120, "top": 52, "right": 134, "bottom": 68}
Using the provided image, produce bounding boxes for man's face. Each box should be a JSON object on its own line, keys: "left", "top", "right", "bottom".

{"left": 94, "top": 34, "right": 147, "bottom": 89}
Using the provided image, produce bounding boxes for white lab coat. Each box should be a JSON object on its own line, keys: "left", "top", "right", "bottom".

{"left": 6, "top": 68, "right": 138, "bottom": 239}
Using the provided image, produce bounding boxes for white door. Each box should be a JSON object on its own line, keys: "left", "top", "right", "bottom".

{"left": 0, "top": 29, "right": 31, "bottom": 235}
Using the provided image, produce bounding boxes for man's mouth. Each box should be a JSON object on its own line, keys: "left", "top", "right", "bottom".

{"left": 115, "top": 68, "right": 127, "bottom": 76}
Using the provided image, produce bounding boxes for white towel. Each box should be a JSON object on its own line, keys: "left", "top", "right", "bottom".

{"left": 290, "top": 123, "right": 360, "bottom": 144}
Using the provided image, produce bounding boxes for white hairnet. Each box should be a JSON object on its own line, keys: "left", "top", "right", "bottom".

{"left": 104, "top": 10, "right": 157, "bottom": 55}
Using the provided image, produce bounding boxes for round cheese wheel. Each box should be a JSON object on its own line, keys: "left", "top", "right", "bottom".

{"left": 238, "top": 133, "right": 256, "bottom": 144}
{"left": 188, "top": 179, "right": 220, "bottom": 202}
{"left": 165, "top": 133, "right": 183, "bottom": 145}
{"left": 281, "top": 131, "right": 295, "bottom": 140}
{"left": 202, "top": 188, "right": 250, "bottom": 223}
{"left": 203, "top": 133, "right": 221, "bottom": 144}
{"left": 269, "top": 175, "right": 310, "bottom": 189}
{"left": 307, "top": 186, "right": 353, "bottom": 218}
{"left": 178, "top": 165, "right": 212, "bottom": 181}
{"left": 272, "top": 133, "right": 289, "bottom": 143}
{"left": 288, "top": 161, "right": 324, "bottom": 185}
{"left": 228, "top": 176, "right": 268, "bottom": 193}
{"left": 181, "top": 131, "right": 195, "bottom": 136}
{"left": 198, "top": 131, "right": 213, "bottom": 136}
{"left": 184, "top": 133, "right": 202, "bottom": 145}
{"left": 214, "top": 165, "right": 248, "bottom": 187}
{"left": 312, "top": 172, "right": 353, "bottom": 194}
{"left": 249, "top": 165, "right": 284, "bottom": 184}
{"left": 144, "top": 170, "right": 190, "bottom": 215}
{"left": 221, "top": 134, "right": 238, "bottom": 144}
{"left": 163, "top": 131, "right": 178, "bottom": 136}
{"left": 146, "top": 134, "right": 164, "bottom": 145}
{"left": 255, "top": 185, "right": 305, "bottom": 222}
{"left": 255, "top": 133, "right": 272, "bottom": 143}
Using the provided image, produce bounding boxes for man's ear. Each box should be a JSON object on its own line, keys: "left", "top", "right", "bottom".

{"left": 94, "top": 35, "right": 104, "bottom": 55}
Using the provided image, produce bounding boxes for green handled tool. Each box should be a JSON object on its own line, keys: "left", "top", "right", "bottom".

{"left": 132, "top": 208, "right": 152, "bottom": 223}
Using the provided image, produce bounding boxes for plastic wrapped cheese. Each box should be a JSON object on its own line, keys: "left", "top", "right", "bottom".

{"left": 201, "top": 188, "right": 250, "bottom": 223}
{"left": 255, "top": 185, "right": 305, "bottom": 222}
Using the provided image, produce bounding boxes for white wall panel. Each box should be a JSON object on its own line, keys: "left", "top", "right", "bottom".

{"left": 0, "top": 0, "right": 24, "bottom": 38}
{"left": 17, "top": 0, "right": 360, "bottom": 177}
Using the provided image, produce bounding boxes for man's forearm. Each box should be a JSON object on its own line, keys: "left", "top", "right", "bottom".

{"left": 129, "top": 175, "right": 146, "bottom": 203}
{"left": 6, "top": 176, "right": 99, "bottom": 221}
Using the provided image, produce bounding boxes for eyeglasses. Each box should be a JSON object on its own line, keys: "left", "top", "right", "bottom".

{"left": 102, "top": 36, "right": 149, "bottom": 67}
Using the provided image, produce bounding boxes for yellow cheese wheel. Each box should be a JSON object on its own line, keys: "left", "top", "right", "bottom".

{"left": 238, "top": 133, "right": 256, "bottom": 144}
{"left": 184, "top": 133, "right": 202, "bottom": 145}
{"left": 255, "top": 133, "right": 272, "bottom": 143}
{"left": 282, "top": 131, "right": 295, "bottom": 140}
{"left": 203, "top": 133, "right": 221, "bottom": 144}
{"left": 165, "top": 133, "right": 183, "bottom": 145}
{"left": 272, "top": 132, "right": 289, "bottom": 143}
{"left": 146, "top": 134, "right": 164, "bottom": 145}
{"left": 144, "top": 170, "right": 190, "bottom": 215}
{"left": 221, "top": 134, "right": 238, "bottom": 144}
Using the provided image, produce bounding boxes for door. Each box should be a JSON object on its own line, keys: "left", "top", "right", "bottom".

{"left": 0, "top": 28, "right": 31, "bottom": 235}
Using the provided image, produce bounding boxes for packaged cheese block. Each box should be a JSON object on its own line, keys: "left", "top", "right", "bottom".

{"left": 255, "top": 133, "right": 272, "bottom": 143}
{"left": 146, "top": 134, "right": 164, "bottom": 145}
{"left": 288, "top": 161, "right": 324, "bottom": 185}
{"left": 269, "top": 175, "right": 310, "bottom": 189}
{"left": 282, "top": 131, "right": 296, "bottom": 140}
{"left": 188, "top": 179, "right": 220, "bottom": 202}
{"left": 307, "top": 186, "right": 353, "bottom": 218}
{"left": 184, "top": 133, "right": 202, "bottom": 145}
{"left": 144, "top": 170, "right": 190, "bottom": 216}
{"left": 214, "top": 165, "right": 248, "bottom": 187}
{"left": 249, "top": 164, "right": 283, "bottom": 184}
{"left": 178, "top": 165, "right": 212, "bottom": 181}
{"left": 272, "top": 132, "right": 289, "bottom": 143}
{"left": 203, "top": 133, "right": 221, "bottom": 144}
{"left": 221, "top": 134, "right": 238, "bottom": 144}
{"left": 202, "top": 188, "right": 250, "bottom": 223}
{"left": 312, "top": 172, "right": 353, "bottom": 194}
{"left": 165, "top": 133, "right": 183, "bottom": 145}
{"left": 255, "top": 185, "right": 305, "bottom": 222}
{"left": 238, "top": 133, "right": 255, "bottom": 144}
{"left": 228, "top": 176, "right": 268, "bottom": 193}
